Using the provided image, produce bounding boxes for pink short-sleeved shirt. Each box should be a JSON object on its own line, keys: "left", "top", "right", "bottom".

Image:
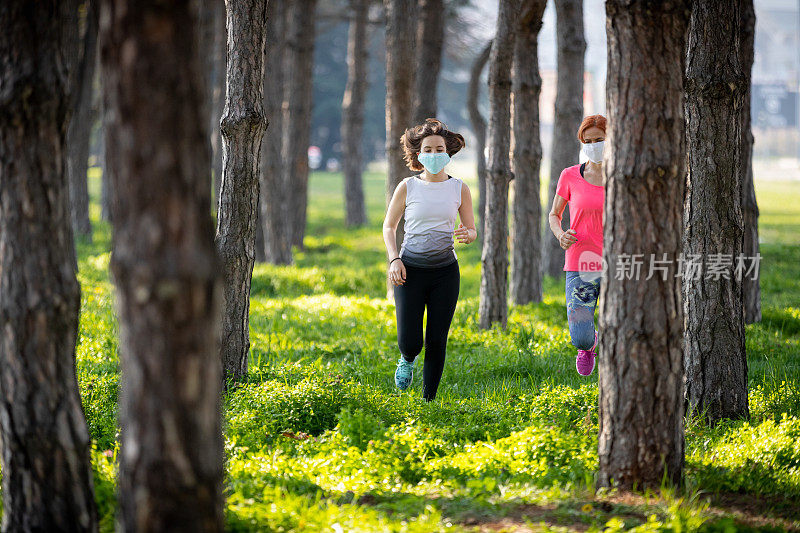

{"left": 555, "top": 164, "right": 605, "bottom": 272}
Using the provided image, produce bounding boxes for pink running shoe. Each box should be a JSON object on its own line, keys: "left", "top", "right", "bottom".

{"left": 575, "top": 330, "right": 598, "bottom": 376}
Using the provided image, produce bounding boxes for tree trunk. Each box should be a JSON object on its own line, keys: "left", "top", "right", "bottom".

{"left": 283, "top": 0, "right": 318, "bottom": 250}
{"left": 739, "top": 0, "right": 760, "bottom": 325}
{"left": 479, "top": 0, "right": 517, "bottom": 329}
{"left": 215, "top": 0, "right": 268, "bottom": 384}
{"left": 99, "top": 0, "right": 226, "bottom": 530}
{"left": 683, "top": 0, "right": 749, "bottom": 424}
{"left": 341, "top": 0, "right": 370, "bottom": 228}
{"left": 542, "top": 0, "right": 584, "bottom": 278}
{"left": 100, "top": 103, "right": 113, "bottom": 222}
{"left": 384, "top": 0, "right": 416, "bottom": 296}
{"left": 0, "top": 1, "right": 99, "bottom": 530}
{"left": 212, "top": 0, "right": 226, "bottom": 211}
{"left": 412, "top": 0, "right": 444, "bottom": 123}
{"left": 598, "top": 0, "right": 690, "bottom": 489}
{"left": 67, "top": 0, "right": 98, "bottom": 243}
{"left": 260, "top": 0, "right": 293, "bottom": 264}
{"left": 510, "top": 0, "right": 546, "bottom": 305}
{"left": 467, "top": 41, "right": 492, "bottom": 248}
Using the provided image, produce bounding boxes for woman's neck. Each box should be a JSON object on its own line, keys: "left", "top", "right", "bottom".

{"left": 421, "top": 169, "right": 449, "bottom": 182}
{"left": 586, "top": 160, "right": 602, "bottom": 171}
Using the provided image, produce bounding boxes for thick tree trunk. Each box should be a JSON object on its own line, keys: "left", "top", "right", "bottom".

{"left": 0, "top": 2, "right": 99, "bottom": 531}
{"left": 384, "top": 0, "right": 416, "bottom": 296}
{"left": 467, "top": 41, "right": 492, "bottom": 248}
{"left": 215, "top": 0, "right": 268, "bottom": 384}
{"left": 67, "top": 0, "right": 98, "bottom": 243}
{"left": 479, "top": 0, "right": 517, "bottom": 329}
{"left": 212, "top": 0, "right": 226, "bottom": 210}
{"left": 260, "top": 0, "right": 293, "bottom": 264}
{"left": 683, "top": 0, "right": 749, "bottom": 424}
{"left": 739, "top": 0, "right": 760, "bottom": 325}
{"left": 412, "top": 0, "right": 445, "bottom": 123}
{"left": 99, "top": 0, "right": 226, "bottom": 530}
{"left": 341, "top": 0, "right": 370, "bottom": 228}
{"left": 510, "top": 0, "right": 546, "bottom": 305}
{"left": 598, "top": 0, "right": 690, "bottom": 489}
{"left": 283, "top": 0, "right": 318, "bottom": 250}
{"left": 542, "top": 0, "right": 584, "bottom": 278}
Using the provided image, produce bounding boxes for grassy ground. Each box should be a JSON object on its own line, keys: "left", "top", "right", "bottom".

{"left": 73, "top": 167, "right": 800, "bottom": 531}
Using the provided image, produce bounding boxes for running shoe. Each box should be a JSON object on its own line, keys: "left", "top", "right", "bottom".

{"left": 576, "top": 330, "right": 598, "bottom": 376}
{"left": 395, "top": 356, "right": 414, "bottom": 390}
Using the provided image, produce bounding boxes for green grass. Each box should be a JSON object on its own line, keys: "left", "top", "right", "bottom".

{"left": 66, "top": 167, "right": 800, "bottom": 530}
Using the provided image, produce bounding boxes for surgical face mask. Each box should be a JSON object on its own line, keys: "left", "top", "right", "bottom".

{"left": 581, "top": 140, "right": 605, "bottom": 163}
{"left": 417, "top": 152, "right": 450, "bottom": 174}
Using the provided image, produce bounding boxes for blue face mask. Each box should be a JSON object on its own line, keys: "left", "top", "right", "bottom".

{"left": 417, "top": 152, "right": 450, "bottom": 174}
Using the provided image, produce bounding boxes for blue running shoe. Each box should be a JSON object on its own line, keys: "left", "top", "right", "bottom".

{"left": 394, "top": 356, "right": 414, "bottom": 390}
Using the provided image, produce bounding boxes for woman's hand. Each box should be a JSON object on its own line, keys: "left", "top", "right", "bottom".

{"left": 388, "top": 259, "right": 406, "bottom": 286}
{"left": 558, "top": 229, "right": 578, "bottom": 250}
{"left": 454, "top": 223, "right": 476, "bottom": 244}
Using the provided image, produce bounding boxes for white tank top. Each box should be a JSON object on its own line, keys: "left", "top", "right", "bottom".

{"left": 399, "top": 174, "right": 462, "bottom": 268}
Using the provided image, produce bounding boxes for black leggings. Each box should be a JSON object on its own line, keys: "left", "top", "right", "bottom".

{"left": 393, "top": 260, "right": 460, "bottom": 401}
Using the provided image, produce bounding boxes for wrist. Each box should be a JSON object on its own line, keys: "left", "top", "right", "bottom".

{"left": 389, "top": 257, "right": 402, "bottom": 265}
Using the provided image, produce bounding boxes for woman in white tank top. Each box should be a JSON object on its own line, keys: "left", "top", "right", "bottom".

{"left": 382, "top": 119, "right": 478, "bottom": 401}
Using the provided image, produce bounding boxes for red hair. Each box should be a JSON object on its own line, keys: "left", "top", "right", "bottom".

{"left": 577, "top": 114, "right": 607, "bottom": 143}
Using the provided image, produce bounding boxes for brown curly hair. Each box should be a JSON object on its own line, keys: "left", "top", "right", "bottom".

{"left": 401, "top": 118, "right": 466, "bottom": 171}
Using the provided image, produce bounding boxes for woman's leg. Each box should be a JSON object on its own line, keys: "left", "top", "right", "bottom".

{"left": 421, "top": 261, "right": 460, "bottom": 401}
{"left": 394, "top": 265, "right": 426, "bottom": 362}
{"left": 565, "top": 271, "right": 601, "bottom": 351}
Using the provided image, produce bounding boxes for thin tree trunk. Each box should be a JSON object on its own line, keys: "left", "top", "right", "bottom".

{"left": 212, "top": 0, "right": 226, "bottom": 211}
{"left": 467, "top": 41, "right": 492, "bottom": 248}
{"left": 412, "top": 0, "right": 444, "bottom": 123}
{"left": 99, "top": 0, "right": 226, "bottom": 530}
{"left": 739, "top": 0, "right": 760, "bottom": 325}
{"left": 479, "top": 0, "right": 517, "bottom": 329}
{"left": 68, "top": 0, "right": 98, "bottom": 243}
{"left": 215, "top": 0, "right": 269, "bottom": 384}
{"left": 261, "top": 0, "right": 293, "bottom": 264}
{"left": 684, "top": 0, "right": 749, "bottom": 424}
{"left": 283, "top": 0, "right": 318, "bottom": 250}
{"left": 384, "top": 0, "right": 416, "bottom": 296}
{"left": 100, "top": 103, "right": 113, "bottom": 222}
{"left": 598, "top": 0, "right": 690, "bottom": 489}
{"left": 542, "top": 0, "right": 584, "bottom": 278}
{"left": 341, "top": 0, "right": 370, "bottom": 228}
{"left": 0, "top": 1, "right": 99, "bottom": 530}
{"left": 511, "top": 0, "right": 546, "bottom": 305}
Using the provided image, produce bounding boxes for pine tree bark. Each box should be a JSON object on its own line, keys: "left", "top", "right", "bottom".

{"left": 99, "top": 0, "right": 226, "bottom": 530}
{"left": 412, "top": 0, "right": 445, "bottom": 123}
{"left": 341, "top": 0, "right": 370, "bottom": 228}
{"left": 384, "top": 0, "right": 417, "bottom": 297}
{"left": 0, "top": 1, "right": 99, "bottom": 530}
{"left": 684, "top": 0, "right": 749, "bottom": 424}
{"left": 510, "top": 0, "right": 546, "bottom": 305}
{"left": 100, "top": 104, "right": 114, "bottom": 223}
{"left": 215, "top": 0, "right": 269, "bottom": 384}
{"left": 542, "top": 0, "right": 584, "bottom": 278}
{"left": 479, "top": 0, "right": 517, "bottom": 329}
{"left": 67, "top": 0, "right": 98, "bottom": 243}
{"left": 467, "top": 41, "right": 492, "bottom": 247}
{"left": 739, "top": 0, "right": 760, "bottom": 325}
{"left": 261, "top": 0, "right": 292, "bottom": 264}
{"left": 283, "top": 0, "right": 318, "bottom": 250}
{"left": 598, "top": 0, "right": 690, "bottom": 489}
{"left": 212, "top": 0, "right": 226, "bottom": 210}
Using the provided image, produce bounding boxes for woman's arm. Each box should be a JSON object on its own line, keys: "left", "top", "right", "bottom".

{"left": 455, "top": 182, "right": 477, "bottom": 244}
{"left": 548, "top": 193, "right": 577, "bottom": 249}
{"left": 383, "top": 181, "right": 407, "bottom": 260}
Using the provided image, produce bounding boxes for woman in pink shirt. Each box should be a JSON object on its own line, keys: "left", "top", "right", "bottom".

{"left": 547, "top": 115, "right": 606, "bottom": 376}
